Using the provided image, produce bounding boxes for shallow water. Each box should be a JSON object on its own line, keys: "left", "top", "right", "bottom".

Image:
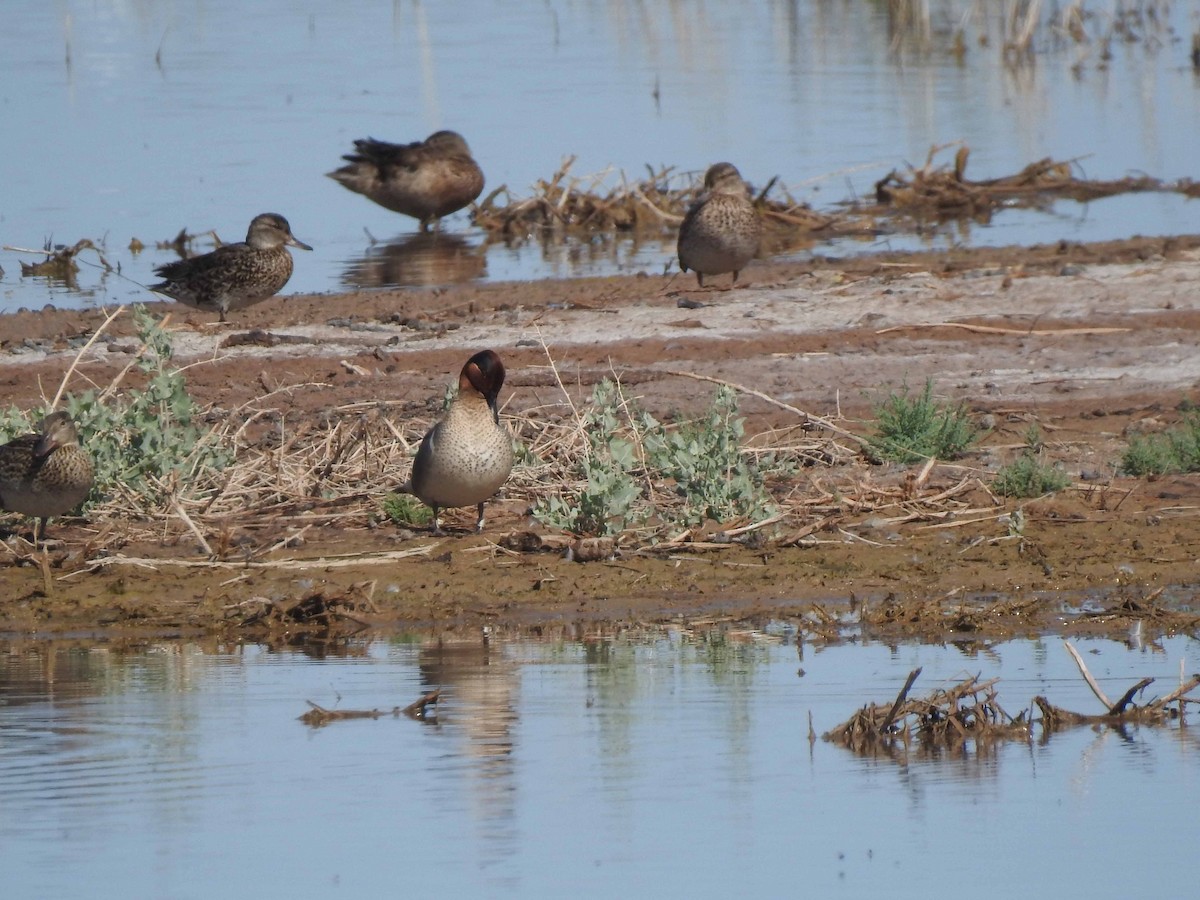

{"left": 2, "top": 627, "right": 1197, "bottom": 897}
{"left": 2, "top": 0, "right": 1199, "bottom": 314}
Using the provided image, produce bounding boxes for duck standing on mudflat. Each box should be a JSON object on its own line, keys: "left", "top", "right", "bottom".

{"left": 400, "top": 350, "right": 514, "bottom": 534}
{"left": 150, "top": 213, "right": 312, "bottom": 322}
{"left": 0, "top": 411, "right": 95, "bottom": 541}
{"left": 677, "top": 162, "right": 763, "bottom": 288}
{"left": 327, "top": 130, "right": 485, "bottom": 232}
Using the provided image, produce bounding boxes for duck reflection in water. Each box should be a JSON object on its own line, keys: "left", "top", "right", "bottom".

{"left": 419, "top": 632, "right": 519, "bottom": 860}
{"left": 340, "top": 232, "right": 486, "bottom": 289}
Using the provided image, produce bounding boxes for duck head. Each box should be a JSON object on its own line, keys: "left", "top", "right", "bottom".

{"left": 703, "top": 162, "right": 748, "bottom": 196}
{"left": 245, "top": 213, "right": 313, "bottom": 251}
{"left": 459, "top": 350, "right": 506, "bottom": 418}
{"left": 33, "top": 411, "right": 81, "bottom": 459}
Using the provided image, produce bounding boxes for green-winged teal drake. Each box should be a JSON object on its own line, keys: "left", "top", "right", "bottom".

{"left": 327, "top": 130, "right": 485, "bottom": 232}
{"left": 677, "top": 162, "right": 762, "bottom": 288}
{"left": 150, "top": 213, "right": 312, "bottom": 322}
{"left": 399, "top": 349, "right": 514, "bottom": 534}
{"left": 0, "top": 411, "right": 94, "bottom": 540}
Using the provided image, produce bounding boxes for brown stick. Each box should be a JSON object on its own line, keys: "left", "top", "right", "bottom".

{"left": 402, "top": 689, "right": 441, "bottom": 718}
{"left": 875, "top": 322, "right": 1129, "bottom": 337}
{"left": 50, "top": 304, "right": 126, "bottom": 409}
{"left": 880, "top": 667, "right": 923, "bottom": 732}
{"left": 1107, "top": 678, "right": 1154, "bottom": 716}
{"left": 1150, "top": 674, "right": 1200, "bottom": 710}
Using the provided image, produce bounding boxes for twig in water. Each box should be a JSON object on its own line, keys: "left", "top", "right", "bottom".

{"left": 1063, "top": 640, "right": 1112, "bottom": 707}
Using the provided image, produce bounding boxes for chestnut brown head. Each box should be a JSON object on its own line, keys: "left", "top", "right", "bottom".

{"left": 459, "top": 350, "right": 507, "bottom": 415}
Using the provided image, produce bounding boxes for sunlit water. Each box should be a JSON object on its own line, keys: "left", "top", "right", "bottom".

{"left": 2, "top": 628, "right": 1197, "bottom": 897}
{"left": 2, "top": 0, "right": 1199, "bottom": 314}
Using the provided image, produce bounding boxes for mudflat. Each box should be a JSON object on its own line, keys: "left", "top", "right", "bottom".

{"left": 2, "top": 234, "right": 1199, "bottom": 638}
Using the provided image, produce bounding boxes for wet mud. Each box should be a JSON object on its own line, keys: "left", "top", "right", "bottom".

{"left": 3, "top": 235, "right": 1200, "bottom": 639}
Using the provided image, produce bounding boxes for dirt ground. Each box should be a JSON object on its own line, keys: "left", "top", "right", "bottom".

{"left": 3, "top": 234, "right": 1200, "bottom": 639}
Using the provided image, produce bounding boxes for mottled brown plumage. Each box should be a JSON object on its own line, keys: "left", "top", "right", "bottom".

{"left": 151, "top": 213, "right": 312, "bottom": 322}
{"left": 327, "top": 130, "right": 485, "bottom": 232}
{"left": 400, "top": 350, "right": 514, "bottom": 534}
{"left": 0, "top": 411, "right": 94, "bottom": 540}
{"left": 677, "top": 162, "right": 762, "bottom": 288}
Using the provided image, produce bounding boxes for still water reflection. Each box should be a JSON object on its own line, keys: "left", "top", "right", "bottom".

{"left": 2, "top": 628, "right": 1196, "bottom": 897}
{"left": 2, "top": 0, "right": 1199, "bottom": 313}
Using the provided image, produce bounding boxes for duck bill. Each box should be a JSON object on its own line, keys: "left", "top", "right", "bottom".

{"left": 287, "top": 235, "right": 314, "bottom": 251}
{"left": 33, "top": 434, "right": 61, "bottom": 459}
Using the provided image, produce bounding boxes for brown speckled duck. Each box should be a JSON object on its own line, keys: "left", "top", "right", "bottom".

{"left": 150, "top": 213, "right": 312, "bottom": 322}
{"left": 400, "top": 350, "right": 514, "bottom": 534}
{"left": 327, "top": 130, "right": 485, "bottom": 232}
{"left": 0, "top": 411, "right": 94, "bottom": 540}
{"left": 677, "top": 162, "right": 762, "bottom": 288}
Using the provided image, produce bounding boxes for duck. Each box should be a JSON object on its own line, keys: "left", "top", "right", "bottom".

{"left": 399, "top": 349, "right": 514, "bottom": 534}
{"left": 0, "top": 411, "right": 95, "bottom": 541}
{"left": 677, "top": 162, "right": 762, "bottom": 288}
{"left": 327, "top": 130, "right": 485, "bottom": 232}
{"left": 150, "top": 213, "right": 312, "bottom": 322}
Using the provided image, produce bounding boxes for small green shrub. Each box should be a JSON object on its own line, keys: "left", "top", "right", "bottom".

{"left": 992, "top": 425, "right": 1071, "bottom": 498}
{"left": 867, "top": 379, "right": 979, "bottom": 464}
{"left": 531, "top": 381, "right": 777, "bottom": 536}
{"left": 992, "top": 452, "right": 1071, "bottom": 498}
{"left": 381, "top": 492, "right": 432, "bottom": 527}
{"left": 0, "top": 305, "right": 230, "bottom": 510}
{"left": 532, "top": 380, "right": 648, "bottom": 536}
{"left": 642, "top": 385, "right": 775, "bottom": 526}
{"left": 1121, "top": 413, "right": 1200, "bottom": 476}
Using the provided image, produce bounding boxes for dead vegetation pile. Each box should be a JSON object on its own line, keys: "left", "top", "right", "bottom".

{"left": 468, "top": 145, "right": 1194, "bottom": 248}
{"left": 868, "top": 143, "right": 1175, "bottom": 225}
{"left": 824, "top": 641, "right": 1200, "bottom": 757}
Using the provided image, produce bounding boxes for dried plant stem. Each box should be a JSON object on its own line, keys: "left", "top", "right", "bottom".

{"left": 50, "top": 305, "right": 125, "bottom": 410}
{"left": 173, "top": 499, "right": 214, "bottom": 557}
{"left": 665, "top": 369, "right": 870, "bottom": 447}
{"left": 535, "top": 327, "right": 579, "bottom": 423}
{"left": 1063, "top": 640, "right": 1112, "bottom": 707}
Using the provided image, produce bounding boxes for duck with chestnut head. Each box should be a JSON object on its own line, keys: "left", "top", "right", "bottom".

{"left": 400, "top": 349, "right": 514, "bottom": 534}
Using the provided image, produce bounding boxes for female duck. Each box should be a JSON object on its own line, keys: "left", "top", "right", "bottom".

{"left": 327, "top": 130, "right": 485, "bottom": 232}
{"left": 677, "top": 162, "right": 762, "bottom": 288}
{"left": 151, "top": 213, "right": 311, "bottom": 322}
{"left": 0, "top": 411, "right": 94, "bottom": 539}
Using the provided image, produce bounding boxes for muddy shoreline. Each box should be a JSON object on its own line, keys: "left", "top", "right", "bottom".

{"left": 3, "top": 235, "right": 1200, "bottom": 639}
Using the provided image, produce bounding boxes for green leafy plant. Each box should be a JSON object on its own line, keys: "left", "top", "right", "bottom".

{"left": 992, "top": 426, "right": 1071, "bottom": 498}
{"left": 532, "top": 381, "right": 777, "bottom": 536}
{"left": 643, "top": 385, "right": 775, "bottom": 526}
{"left": 1121, "top": 412, "right": 1200, "bottom": 476}
{"left": 532, "top": 380, "right": 648, "bottom": 536}
{"left": 0, "top": 305, "right": 231, "bottom": 510}
{"left": 867, "top": 379, "right": 979, "bottom": 464}
{"left": 381, "top": 492, "right": 433, "bottom": 527}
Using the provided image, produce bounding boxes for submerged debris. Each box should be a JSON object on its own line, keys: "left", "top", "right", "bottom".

{"left": 825, "top": 643, "right": 1200, "bottom": 758}
{"left": 13, "top": 238, "right": 112, "bottom": 290}
{"left": 869, "top": 144, "right": 1171, "bottom": 225}
{"left": 298, "top": 688, "right": 440, "bottom": 727}
{"left": 225, "top": 584, "right": 378, "bottom": 629}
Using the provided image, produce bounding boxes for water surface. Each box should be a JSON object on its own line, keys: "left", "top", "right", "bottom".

{"left": 2, "top": 628, "right": 1196, "bottom": 897}
{"left": 2, "top": 1, "right": 1199, "bottom": 314}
